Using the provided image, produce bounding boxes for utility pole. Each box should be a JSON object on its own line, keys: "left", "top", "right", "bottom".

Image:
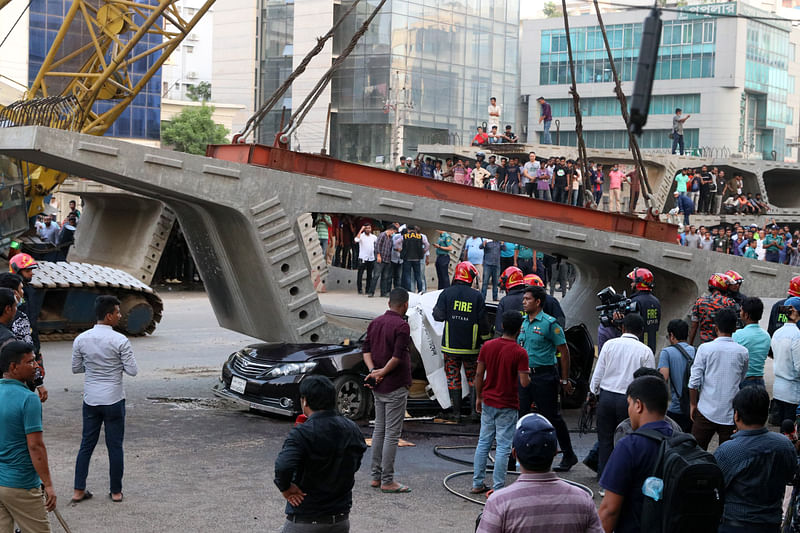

{"left": 385, "top": 70, "right": 414, "bottom": 168}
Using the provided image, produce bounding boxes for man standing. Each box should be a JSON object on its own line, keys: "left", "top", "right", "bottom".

{"left": 480, "top": 239, "right": 502, "bottom": 302}
{"left": 589, "top": 314, "right": 655, "bottom": 477}
{"left": 699, "top": 166, "right": 713, "bottom": 214}
{"left": 363, "top": 288, "right": 412, "bottom": 493}
{"left": 488, "top": 97, "right": 501, "bottom": 131}
{"left": 689, "top": 308, "right": 749, "bottom": 450}
{"left": 36, "top": 215, "right": 59, "bottom": 245}
{"left": 671, "top": 107, "right": 690, "bottom": 155}
{"left": 274, "top": 375, "right": 367, "bottom": 531}
{"left": 682, "top": 224, "right": 701, "bottom": 249}
{"left": 372, "top": 224, "right": 397, "bottom": 298}
{"left": 768, "top": 275, "right": 800, "bottom": 336}
{"left": 477, "top": 414, "right": 603, "bottom": 533}
{"left": 522, "top": 152, "right": 539, "bottom": 198}
{"left": 674, "top": 168, "right": 689, "bottom": 195}
{"left": 505, "top": 157, "right": 521, "bottom": 195}
{"left": 433, "top": 262, "right": 491, "bottom": 422}
{"left": 431, "top": 229, "right": 453, "bottom": 290}
{"left": 9, "top": 253, "right": 42, "bottom": 358}
{"left": 657, "top": 319, "right": 696, "bottom": 432}
{"left": 354, "top": 223, "right": 377, "bottom": 296}
{"left": 552, "top": 158, "right": 569, "bottom": 204}
{"left": 400, "top": 226, "right": 425, "bottom": 293}
{"left": 0, "top": 341, "right": 57, "bottom": 532}
{"left": 771, "top": 296, "right": 800, "bottom": 424}
{"left": 537, "top": 97, "right": 552, "bottom": 144}
{"left": 463, "top": 236, "right": 485, "bottom": 291}
{"left": 689, "top": 273, "right": 737, "bottom": 346}
{"left": 732, "top": 297, "right": 771, "bottom": 390}
{"left": 72, "top": 295, "right": 138, "bottom": 504}
{"left": 713, "top": 386, "right": 795, "bottom": 533}
{"left": 625, "top": 268, "right": 661, "bottom": 354}
{"left": 390, "top": 227, "right": 404, "bottom": 290}
{"left": 471, "top": 312, "right": 531, "bottom": 494}
{"left": 395, "top": 156, "right": 407, "bottom": 173}
{"left": 625, "top": 167, "right": 641, "bottom": 214}
{"left": 607, "top": 165, "right": 624, "bottom": 213}
{"left": 517, "top": 286, "right": 578, "bottom": 472}
{"left": 763, "top": 225, "right": 784, "bottom": 263}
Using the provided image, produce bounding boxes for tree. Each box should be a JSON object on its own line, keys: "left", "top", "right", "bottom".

{"left": 542, "top": 1, "right": 562, "bottom": 18}
{"left": 186, "top": 81, "right": 211, "bottom": 102}
{"left": 161, "top": 105, "right": 228, "bottom": 155}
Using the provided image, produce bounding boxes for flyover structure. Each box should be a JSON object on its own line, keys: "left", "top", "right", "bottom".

{"left": 0, "top": 126, "right": 797, "bottom": 348}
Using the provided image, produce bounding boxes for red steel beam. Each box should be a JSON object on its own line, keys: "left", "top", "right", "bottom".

{"left": 207, "top": 143, "right": 676, "bottom": 244}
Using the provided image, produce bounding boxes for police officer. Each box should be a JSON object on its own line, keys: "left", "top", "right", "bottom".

{"left": 768, "top": 275, "right": 800, "bottom": 336}
{"left": 725, "top": 270, "right": 746, "bottom": 307}
{"left": 517, "top": 285, "right": 578, "bottom": 472}
{"left": 433, "top": 261, "right": 491, "bottom": 422}
{"left": 524, "top": 274, "right": 565, "bottom": 328}
{"left": 625, "top": 268, "right": 661, "bottom": 354}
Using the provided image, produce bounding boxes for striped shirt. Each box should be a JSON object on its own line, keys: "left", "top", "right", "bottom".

{"left": 477, "top": 472, "right": 602, "bottom": 533}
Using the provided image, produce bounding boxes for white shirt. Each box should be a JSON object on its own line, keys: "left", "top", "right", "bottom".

{"left": 772, "top": 323, "right": 800, "bottom": 405}
{"left": 72, "top": 324, "right": 138, "bottom": 406}
{"left": 589, "top": 333, "right": 655, "bottom": 395}
{"left": 688, "top": 336, "right": 749, "bottom": 425}
{"left": 488, "top": 104, "right": 501, "bottom": 127}
{"left": 354, "top": 232, "right": 378, "bottom": 261}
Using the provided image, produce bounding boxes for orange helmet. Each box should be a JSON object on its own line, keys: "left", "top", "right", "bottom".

{"left": 627, "top": 267, "right": 654, "bottom": 291}
{"left": 453, "top": 261, "right": 478, "bottom": 284}
{"left": 524, "top": 274, "right": 544, "bottom": 287}
{"left": 724, "top": 270, "right": 743, "bottom": 285}
{"left": 789, "top": 275, "right": 800, "bottom": 297}
{"left": 8, "top": 253, "right": 38, "bottom": 274}
{"left": 708, "top": 272, "right": 733, "bottom": 292}
{"left": 500, "top": 266, "right": 524, "bottom": 290}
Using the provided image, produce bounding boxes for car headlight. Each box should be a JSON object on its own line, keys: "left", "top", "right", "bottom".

{"left": 264, "top": 362, "right": 318, "bottom": 378}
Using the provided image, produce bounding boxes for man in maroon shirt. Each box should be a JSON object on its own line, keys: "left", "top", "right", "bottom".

{"left": 471, "top": 311, "right": 531, "bottom": 493}
{"left": 363, "top": 288, "right": 413, "bottom": 493}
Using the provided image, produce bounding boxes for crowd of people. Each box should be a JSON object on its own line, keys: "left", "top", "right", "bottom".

{"left": 33, "top": 199, "right": 80, "bottom": 262}
{"left": 678, "top": 220, "right": 800, "bottom": 266}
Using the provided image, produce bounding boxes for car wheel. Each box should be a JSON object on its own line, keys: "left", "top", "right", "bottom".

{"left": 334, "top": 374, "right": 368, "bottom": 420}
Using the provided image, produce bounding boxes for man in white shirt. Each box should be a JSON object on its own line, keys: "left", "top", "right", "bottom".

{"left": 589, "top": 313, "right": 655, "bottom": 477}
{"left": 354, "top": 223, "right": 378, "bottom": 295}
{"left": 72, "top": 295, "right": 138, "bottom": 504}
{"left": 770, "top": 297, "right": 800, "bottom": 424}
{"left": 522, "top": 152, "right": 540, "bottom": 199}
{"left": 487, "top": 97, "right": 501, "bottom": 131}
{"left": 688, "top": 308, "right": 749, "bottom": 450}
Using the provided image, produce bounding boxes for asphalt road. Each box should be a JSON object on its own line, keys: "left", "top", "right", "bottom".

{"left": 33, "top": 291, "right": 604, "bottom": 533}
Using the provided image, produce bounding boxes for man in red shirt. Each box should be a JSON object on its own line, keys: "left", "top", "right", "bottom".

{"left": 471, "top": 311, "right": 531, "bottom": 493}
{"left": 472, "top": 126, "right": 489, "bottom": 146}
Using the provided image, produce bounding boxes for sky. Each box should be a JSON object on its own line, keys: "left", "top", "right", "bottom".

{"left": 521, "top": 0, "right": 546, "bottom": 19}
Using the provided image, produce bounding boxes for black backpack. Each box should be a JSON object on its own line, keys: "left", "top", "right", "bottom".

{"left": 667, "top": 344, "right": 693, "bottom": 417}
{"left": 636, "top": 429, "right": 724, "bottom": 533}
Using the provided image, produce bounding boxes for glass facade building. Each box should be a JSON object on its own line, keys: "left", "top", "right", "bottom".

{"left": 257, "top": 0, "right": 521, "bottom": 165}
{"left": 542, "top": 129, "right": 699, "bottom": 150}
{"left": 28, "top": 0, "right": 163, "bottom": 140}
{"left": 547, "top": 94, "right": 701, "bottom": 118}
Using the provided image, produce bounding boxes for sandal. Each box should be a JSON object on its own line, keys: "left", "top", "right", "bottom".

{"left": 370, "top": 480, "right": 380, "bottom": 488}
{"left": 381, "top": 484, "right": 412, "bottom": 493}
{"left": 470, "top": 485, "right": 490, "bottom": 494}
{"left": 109, "top": 492, "right": 124, "bottom": 503}
{"left": 70, "top": 490, "right": 93, "bottom": 504}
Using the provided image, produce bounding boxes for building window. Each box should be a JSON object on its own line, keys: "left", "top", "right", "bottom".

{"left": 702, "top": 21, "right": 714, "bottom": 43}
{"left": 185, "top": 45, "right": 194, "bottom": 54}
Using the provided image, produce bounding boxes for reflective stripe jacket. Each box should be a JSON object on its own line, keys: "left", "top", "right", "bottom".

{"left": 432, "top": 282, "right": 491, "bottom": 356}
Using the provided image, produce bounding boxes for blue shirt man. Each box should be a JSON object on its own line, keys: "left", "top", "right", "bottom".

{"left": 657, "top": 320, "right": 695, "bottom": 432}
{"left": 464, "top": 237, "right": 485, "bottom": 266}
{"left": 0, "top": 379, "right": 42, "bottom": 490}
{"left": 733, "top": 324, "right": 771, "bottom": 382}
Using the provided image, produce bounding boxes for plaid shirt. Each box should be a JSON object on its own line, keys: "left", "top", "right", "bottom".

{"left": 375, "top": 230, "right": 394, "bottom": 262}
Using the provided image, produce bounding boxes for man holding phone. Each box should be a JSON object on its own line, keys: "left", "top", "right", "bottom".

{"left": 771, "top": 297, "right": 800, "bottom": 424}
{"left": 362, "top": 288, "right": 413, "bottom": 493}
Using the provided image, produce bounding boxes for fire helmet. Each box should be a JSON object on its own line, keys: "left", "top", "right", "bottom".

{"left": 789, "top": 275, "right": 800, "bottom": 297}
{"left": 524, "top": 274, "right": 544, "bottom": 287}
{"left": 500, "top": 266, "right": 525, "bottom": 290}
{"left": 627, "top": 267, "right": 654, "bottom": 291}
{"left": 724, "top": 270, "right": 743, "bottom": 285}
{"left": 708, "top": 272, "right": 733, "bottom": 292}
{"left": 9, "top": 253, "right": 38, "bottom": 274}
{"left": 453, "top": 261, "right": 478, "bottom": 285}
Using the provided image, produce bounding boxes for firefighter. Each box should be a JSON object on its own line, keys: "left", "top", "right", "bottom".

{"left": 495, "top": 266, "right": 525, "bottom": 335}
{"left": 768, "top": 275, "right": 800, "bottom": 336}
{"left": 626, "top": 267, "right": 661, "bottom": 353}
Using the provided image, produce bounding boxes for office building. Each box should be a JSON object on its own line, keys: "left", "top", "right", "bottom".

{"left": 521, "top": 0, "right": 800, "bottom": 161}
{"left": 162, "top": 0, "right": 214, "bottom": 102}
{"left": 257, "top": 0, "right": 521, "bottom": 166}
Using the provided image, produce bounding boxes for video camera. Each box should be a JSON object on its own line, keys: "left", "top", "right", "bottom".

{"left": 595, "top": 286, "right": 638, "bottom": 328}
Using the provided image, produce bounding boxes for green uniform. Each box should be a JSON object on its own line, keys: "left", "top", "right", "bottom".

{"left": 436, "top": 232, "right": 452, "bottom": 256}
{"left": 517, "top": 311, "right": 566, "bottom": 368}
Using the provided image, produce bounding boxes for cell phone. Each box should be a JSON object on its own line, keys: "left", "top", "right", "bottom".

{"left": 364, "top": 375, "right": 378, "bottom": 388}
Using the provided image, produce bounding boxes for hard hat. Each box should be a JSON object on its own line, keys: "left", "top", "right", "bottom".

{"left": 512, "top": 413, "right": 558, "bottom": 465}
{"left": 9, "top": 253, "right": 38, "bottom": 274}
{"left": 708, "top": 272, "right": 733, "bottom": 292}
{"left": 627, "top": 267, "right": 654, "bottom": 291}
{"left": 724, "top": 270, "right": 744, "bottom": 285}
{"left": 524, "top": 274, "right": 544, "bottom": 287}
{"left": 500, "top": 266, "right": 524, "bottom": 290}
{"left": 789, "top": 275, "right": 800, "bottom": 297}
{"left": 453, "top": 261, "right": 478, "bottom": 285}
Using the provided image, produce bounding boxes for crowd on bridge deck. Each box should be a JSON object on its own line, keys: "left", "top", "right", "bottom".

{"left": 677, "top": 220, "right": 800, "bottom": 266}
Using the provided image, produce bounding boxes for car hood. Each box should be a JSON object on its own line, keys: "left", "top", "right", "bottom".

{"left": 239, "top": 342, "right": 360, "bottom": 363}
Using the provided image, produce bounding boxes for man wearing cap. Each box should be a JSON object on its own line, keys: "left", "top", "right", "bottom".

{"left": 768, "top": 276, "right": 800, "bottom": 336}
{"left": 477, "top": 413, "right": 602, "bottom": 533}
{"left": 770, "top": 296, "right": 800, "bottom": 424}
{"left": 763, "top": 225, "right": 784, "bottom": 263}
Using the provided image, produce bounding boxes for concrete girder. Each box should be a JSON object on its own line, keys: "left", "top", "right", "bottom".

{"left": 1, "top": 127, "right": 798, "bottom": 348}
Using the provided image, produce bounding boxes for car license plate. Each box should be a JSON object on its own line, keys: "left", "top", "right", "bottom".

{"left": 230, "top": 376, "right": 247, "bottom": 394}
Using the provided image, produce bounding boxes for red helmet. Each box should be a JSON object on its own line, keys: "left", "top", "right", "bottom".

{"left": 724, "top": 270, "right": 743, "bottom": 285}
{"left": 708, "top": 272, "right": 733, "bottom": 292}
{"left": 789, "top": 275, "right": 800, "bottom": 297}
{"left": 524, "top": 274, "right": 544, "bottom": 287}
{"left": 453, "top": 261, "right": 478, "bottom": 284}
{"left": 500, "top": 266, "right": 524, "bottom": 290}
{"left": 8, "top": 253, "right": 38, "bottom": 274}
{"left": 627, "top": 267, "right": 654, "bottom": 291}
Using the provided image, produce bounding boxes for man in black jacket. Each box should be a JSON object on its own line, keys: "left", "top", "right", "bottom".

{"left": 274, "top": 376, "right": 367, "bottom": 532}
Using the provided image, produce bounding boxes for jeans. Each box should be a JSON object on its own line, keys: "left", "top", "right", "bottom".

{"left": 536, "top": 188, "right": 552, "bottom": 202}
{"left": 570, "top": 189, "right": 581, "bottom": 206}
{"left": 596, "top": 390, "right": 629, "bottom": 476}
{"left": 481, "top": 264, "right": 500, "bottom": 301}
{"left": 542, "top": 120, "right": 552, "bottom": 144}
{"left": 593, "top": 189, "right": 603, "bottom": 207}
{"left": 524, "top": 182, "right": 535, "bottom": 198}
{"left": 371, "top": 260, "right": 391, "bottom": 296}
{"left": 553, "top": 187, "right": 568, "bottom": 204}
{"left": 435, "top": 254, "right": 450, "bottom": 290}
{"left": 473, "top": 405, "right": 518, "bottom": 490}
{"left": 519, "top": 367, "right": 574, "bottom": 457}
{"left": 401, "top": 260, "right": 423, "bottom": 292}
{"left": 517, "top": 258, "right": 533, "bottom": 275}
{"left": 699, "top": 186, "right": 711, "bottom": 213}
{"left": 740, "top": 377, "right": 766, "bottom": 390}
{"left": 319, "top": 239, "right": 328, "bottom": 258}
{"left": 671, "top": 133, "right": 684, "bottom": 155}
{"left": 356, "top": 259, "right": 374, "bottom": 293}
{"left": 765, "top": 251, "right": 780, "bottom": 263}
{"left": 74, "top": 399, "right": 126, "bottom": 494}
{"left": 505, "top": 182, "right": 520, "bottom": 195}
{"left": 371, "top": 387, "right": 409, "bottom": 485}
{"left": 550, "top": 261, "right": 568, "bottom": 298}
{"left": 772, "top": 399, "right": 797, "bottom": 426}
{"left": 391, "top": 262, "right": 402, "bottom": 289}
{"left": 691, "top": 408, "right": 734, "bottom": 451}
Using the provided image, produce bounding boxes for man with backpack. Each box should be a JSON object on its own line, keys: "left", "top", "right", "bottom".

{"left": 658, "top": 319, "right": 696, "bottom": 433}
{"left": 714, "top": 386, "right": 795, "bottom": 533}
{"left": 688, "top": 308, "right": 749, "bottom": 450}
